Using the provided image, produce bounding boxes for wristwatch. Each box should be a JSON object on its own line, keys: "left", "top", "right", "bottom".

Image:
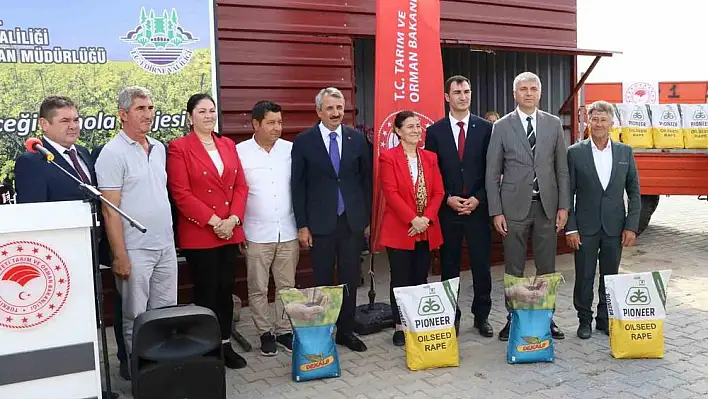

{"left": 229, "top": 215, "right": 242, "bottom": 226}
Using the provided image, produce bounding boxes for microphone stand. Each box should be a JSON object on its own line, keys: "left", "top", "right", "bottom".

{"left": 44, "top": 156, "right": 146, "bottom": 399}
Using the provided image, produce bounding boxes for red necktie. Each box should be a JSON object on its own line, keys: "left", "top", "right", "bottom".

{"left": 457, "top": 121, "right": 466, "bottom": 194}
{"left": 66, "top": 149, "right": 90, "bottom": 184}
{"left": 457, "top": 121, "right": 465, "bottom": 160}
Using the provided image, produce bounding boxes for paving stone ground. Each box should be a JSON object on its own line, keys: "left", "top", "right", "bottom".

{"left": 103, "top": 195, "right": 708, "bottom": 398}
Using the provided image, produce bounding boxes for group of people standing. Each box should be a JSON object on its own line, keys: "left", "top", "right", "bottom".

{"left": 378, "top": 71, "right": 641, "bottom": 347}
{"left": 11, "top": 69, "right": 641, "bottom": 382}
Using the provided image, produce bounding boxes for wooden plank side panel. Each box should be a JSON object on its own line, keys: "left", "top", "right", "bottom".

{"left": 219, "top": 0, "right": 576, "bottom": 13}
{"left": 635, "top": 153, "right": 708, "bottom": 195}
{"left": 217, "top": 32, "right": 355, "bottom": 137}
{"left": 217, "top": 0, "right": 577, "bottom": 48}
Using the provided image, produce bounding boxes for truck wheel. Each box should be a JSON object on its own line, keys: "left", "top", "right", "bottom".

{"left": 637, "top": 195, "right": 660, "bottom": 235}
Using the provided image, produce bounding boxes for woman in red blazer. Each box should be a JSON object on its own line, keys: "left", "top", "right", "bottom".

{"left": 166, "top": 93, "right": 248, "bottom": 369}
{"left": 378, "top": 110, "right": 445, "bottom": 346}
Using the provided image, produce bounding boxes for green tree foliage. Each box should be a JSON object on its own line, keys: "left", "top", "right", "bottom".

{"left": 0, "top": 48, "right": 213, "bottom": 182}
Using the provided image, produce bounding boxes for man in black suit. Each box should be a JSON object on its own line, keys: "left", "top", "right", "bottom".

{"left": 14, "top": 96, "right": 96, "bottom": 203}
{"left": 566, "top": 100, "right": 641, "bottom": 339}
{"left": 291, "top": 87, "right": 372, "bottom": 352}
{"left": 424, "top": 75, "right": 494, "bottom": 337}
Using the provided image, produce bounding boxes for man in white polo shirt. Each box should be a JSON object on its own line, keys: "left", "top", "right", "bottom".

{"left": 236, "top": 100, "right": 298, "bottom": 357}
{"left": 95, "top": 86, "right": 177, "bottom": 367}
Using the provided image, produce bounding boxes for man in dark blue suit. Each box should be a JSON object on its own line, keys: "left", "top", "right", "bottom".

{"left": 13, "top": 96, "right": 129, "bottom": 381}
{"left": 14, "top": 96, "right": 96, "bottom": 203}
{"left": 291, "top": 87, "right": 372, "bottom": 352}
{"left": 424, "top": 75, "right": 494, "bottom": 338}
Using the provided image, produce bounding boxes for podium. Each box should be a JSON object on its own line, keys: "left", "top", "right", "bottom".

{"left": 0, "top": 200, "right": 102, "bottom": 399}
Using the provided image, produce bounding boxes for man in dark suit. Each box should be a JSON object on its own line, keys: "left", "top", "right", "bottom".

{"left": 566, "top": 100, "right": 641, "bottom": 339}
{"left": 424, "top": 75, "right": 494, "bottom": 337}
{"left": 291, "top": 87, "right": 372, "bottom": 352}
{"left": 14, "top": 96, "right": 96, "bottom": 203}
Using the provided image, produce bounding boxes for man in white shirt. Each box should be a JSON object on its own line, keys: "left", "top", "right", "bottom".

{"left": 236, "top": 100, "right": 298, "bottom": 356}
{"left": 566, "top": 100, "right": 641, "bottom": 339}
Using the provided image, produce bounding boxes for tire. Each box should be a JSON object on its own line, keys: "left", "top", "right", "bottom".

{"left": 637, "top": 195, "right": 660, "bottom": 236}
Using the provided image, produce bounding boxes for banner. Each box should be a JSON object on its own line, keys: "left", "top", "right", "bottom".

{"left": 370, "top": 0, "right": 444, "bottom": 252}
{"left": 0, "top": 0, "right": 220, "bottom": 184}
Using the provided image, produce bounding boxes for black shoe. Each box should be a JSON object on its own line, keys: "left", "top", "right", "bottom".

{"left": 335, "top": 332, "right": 367, "bottom": 352}
{"left": 260, "top": 332, "right": 278, "bottom": 356}
{"left": 577, "top": 322, "right": 592, "bottom": 339}
{"left": 498, "top": 321, "right": 510, "bottom": 341}
{"left": 392, "top": 331, "right": 405, "bottom": 346}
{"left": 596, "top": 319, "right": 610, "bottom": 336}
{"left": 119, "top": 360, "right": 130, "bottom": 381}
{"left": 454, "top": 319, "right": 460, "bottom": 337}
{"left": 223, "top": 342, "right": 247, "bottom": 369}
{"left": 474, "top": 319, "right": 494, "bottom": 337}
{"left": 551, "top": 320, "right": 565, "bottom": 340}
{"left": 276, "top": 333, "right": 293, "bottom": 353}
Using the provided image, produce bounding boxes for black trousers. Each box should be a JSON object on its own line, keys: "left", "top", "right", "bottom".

{"left": 183, "top": 244, "right": 240, "bottom": 340}
{"left": 573, "top": 230, "right": 622, "bottom": 323}
{"left": 387, "top": 241, "right": 431, "bottom": 325}
{"left": 439, "top": 208, "right": 492, "bottom": 322}
{"left": 310, "top": 213, "right": 364, "bottom": 335}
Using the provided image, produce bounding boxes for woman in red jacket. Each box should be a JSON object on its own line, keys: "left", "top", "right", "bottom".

{"left": 378, "top": 110, "right": 445, "bottom": 346}
{"left": 166, "top": 93, "right": 248, "bottom": 369}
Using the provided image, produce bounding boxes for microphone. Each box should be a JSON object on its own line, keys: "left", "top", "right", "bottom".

{"left": 25, "top": 137, "right": 55, "bottom": 162}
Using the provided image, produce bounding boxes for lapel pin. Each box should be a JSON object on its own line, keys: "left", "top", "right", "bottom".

{"left": 472, "top": 124, "right": 475, "bottom": 128}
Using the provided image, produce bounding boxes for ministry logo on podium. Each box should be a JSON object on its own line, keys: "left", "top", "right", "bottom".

{"left": 120, "top": 7, "right": 199, "bottom": 75}
{"left": 0, "top": 241, "right": 70, "bottom": 329}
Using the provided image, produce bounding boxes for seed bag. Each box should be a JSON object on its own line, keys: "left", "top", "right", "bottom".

{"left": 679, "top": 104, "right": 708, "bottom": 149}
{"left": 393, "top": 277, "right": 460, "bottom": 371}
{"left": 617, "top": 103, "right": 654, "bottom": 148}
{"left": 279, "top": 285, "right": 344, "bottom": 382}
{"left": 648, "top": 104, "right": 684, "bottom": 148}
{"left": 504, "top": 272, "right": 562, "bottom": 364}
{"left": 604, "top": 270, "right": 671, "bottom": 359}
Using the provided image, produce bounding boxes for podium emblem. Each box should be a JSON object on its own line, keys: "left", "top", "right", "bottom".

{"left": 0, "top": 241, "right": 71, "bottom": 329}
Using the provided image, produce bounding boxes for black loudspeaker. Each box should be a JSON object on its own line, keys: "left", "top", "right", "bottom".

{"left": 131, "top": 304, "right": 225, "bottom": 399}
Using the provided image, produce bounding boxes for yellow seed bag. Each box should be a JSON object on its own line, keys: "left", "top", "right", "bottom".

{"left": 680, "top": 104, "right": 708, "bottom": 149}
{"left": 604, "top": 270, "right": 671, "bottom": 359}
{"left": 393, "top": 277, "right": 459, "bottom": 371}
{"left": 649, "top": 104, "right": 684, "bottom": 148}
{"left": 617, "top": 103, "right": 654, "bottom": 148}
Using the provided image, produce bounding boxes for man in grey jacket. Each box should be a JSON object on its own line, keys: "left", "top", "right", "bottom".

{"left": 566, "top": 100, "right": 641, "bottom": 339}
{"left": 486, "top": 71, "right": 570, "bottom": 341}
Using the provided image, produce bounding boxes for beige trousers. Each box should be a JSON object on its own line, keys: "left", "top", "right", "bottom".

{"left": 245, "top": 239, "right": 299, "bottom": 335}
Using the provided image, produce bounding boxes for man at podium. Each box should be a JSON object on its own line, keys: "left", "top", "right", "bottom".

{"left": 14, "top": 96, "right": 96, "bottom": 203}
{"left": 12, "top": 95, "right": 130, "bottom": 383}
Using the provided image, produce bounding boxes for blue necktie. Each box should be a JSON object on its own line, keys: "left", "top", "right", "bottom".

{"left": 329, "top": 132, "right": 345, "bottom": 215}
